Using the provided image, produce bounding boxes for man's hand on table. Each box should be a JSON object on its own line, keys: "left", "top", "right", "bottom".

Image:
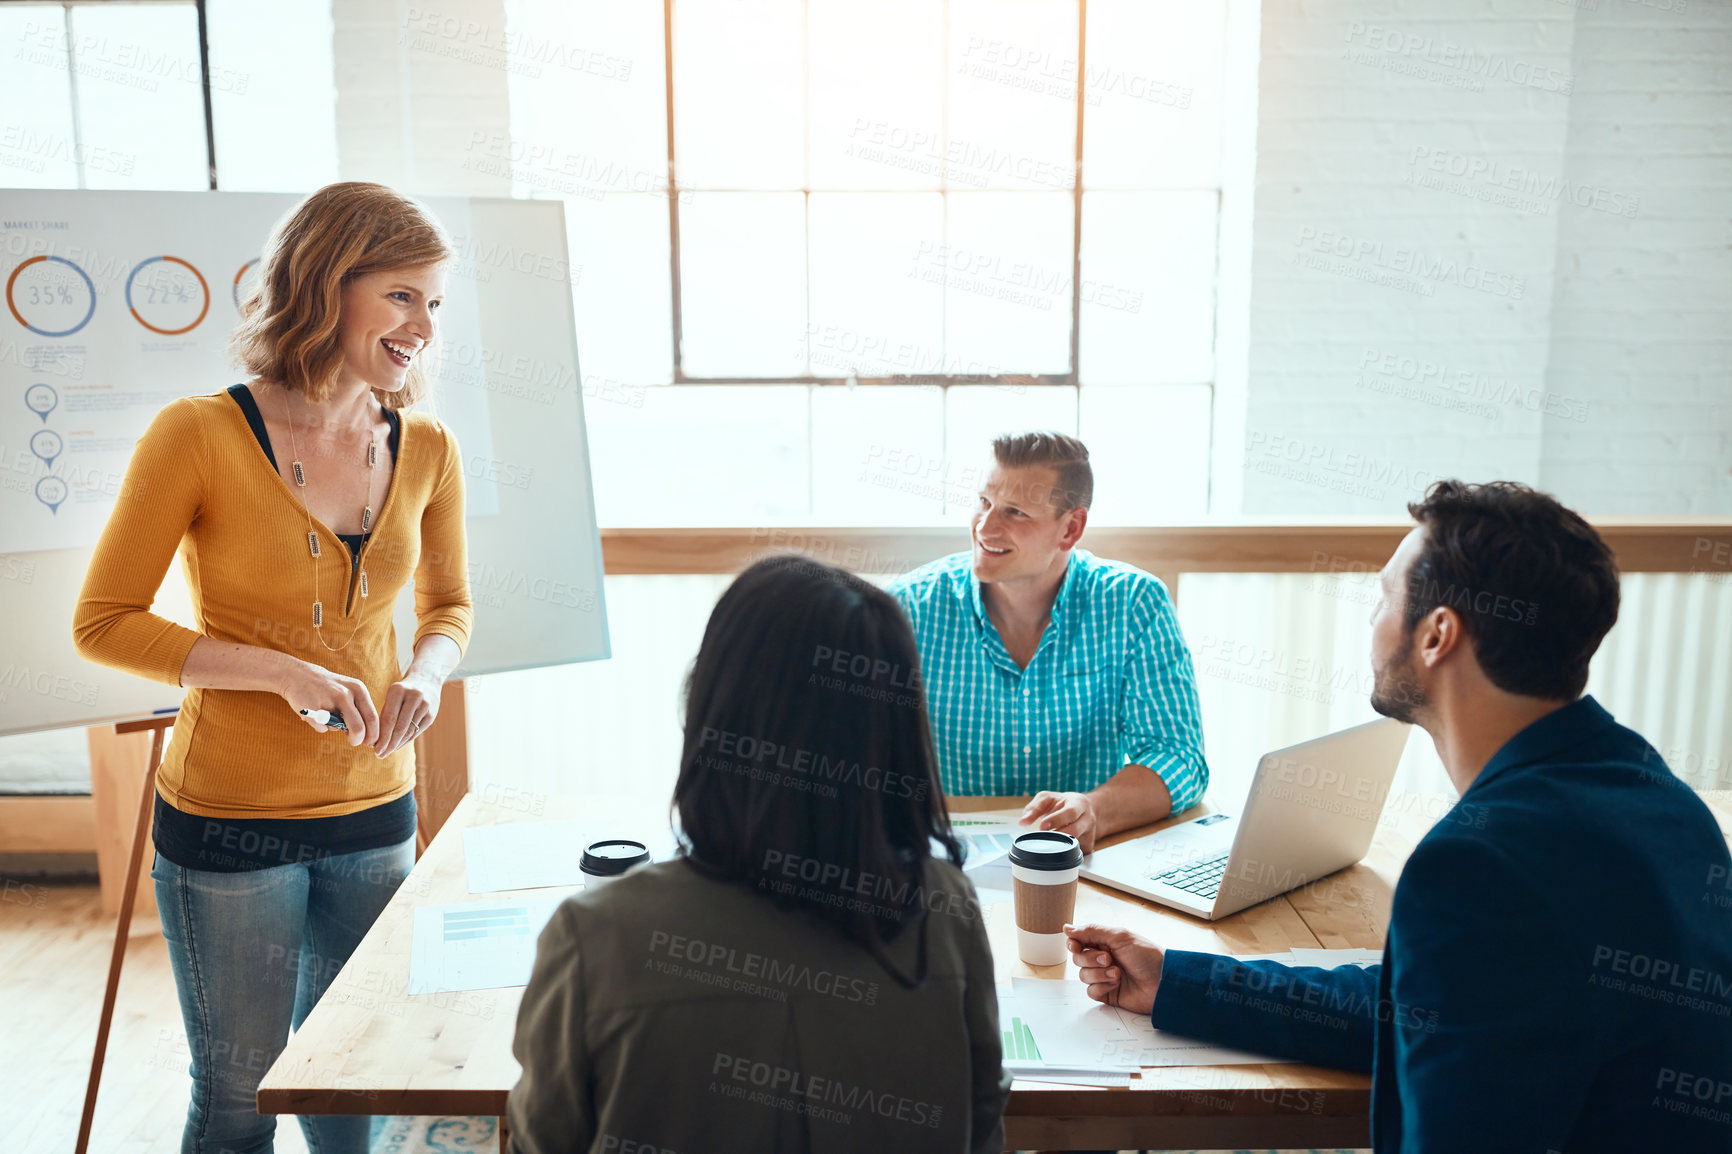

{"left": 1019, "top": 766, "right": 1176, "bottom": 855}
{"left": 1019, "top": 790, "right": 1099, "bottom": 853}
{"left": 1065, "top": 923, "right": 1164, "bottom": 1016}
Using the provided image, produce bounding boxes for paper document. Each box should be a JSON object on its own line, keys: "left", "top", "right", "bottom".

{"left": 463, "top": 820, "right": 601, "bottom": 893}
{"left": 952, "top": 817, "right": 1024, "bottom": 904}
{"left": 1003, "top": 978, "right": 1140, "bottom": 1069}
{"left": 1002, "top": 977, "right": 1290, "bottom": 1069}
{"left": 1004, "top": 1061, "right": 1133, "bottom": 1087}
{"left": 953, "top": 818, "right": 1022, "bottom": 863}
{"left": 463, "top": 819, "right": 677, "bottom": 894}
{"left": 1001, "top": 997, "right": 1136, "bottom": 1085}
{"left": 1290, "top": 947, "right": 1383, "bottom": 968}
{"left": 408, "top": 896, "right": 565, "bottom": 994}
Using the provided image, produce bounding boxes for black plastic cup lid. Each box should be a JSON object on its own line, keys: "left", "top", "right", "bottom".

{"left": 1009, "top": 830, "right": 1082, "bottom": 871}
{"left": 581, "top": 839, "right": 651, "bottom": 876}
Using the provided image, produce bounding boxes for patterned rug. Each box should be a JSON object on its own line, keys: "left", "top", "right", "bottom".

{"left": 361, "top": 1117, "right": 1370, "bottom": 1154}
{"left": 368, "top": 1115, "right": 498, "bottom": 1152}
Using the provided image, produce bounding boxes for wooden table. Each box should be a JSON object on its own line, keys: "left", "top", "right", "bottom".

{"left": 259, "top": 789, "right": 1732, "bottom": 1152}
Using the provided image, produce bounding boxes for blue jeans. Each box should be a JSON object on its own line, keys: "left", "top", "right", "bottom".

{"left": 151, "top": 835, "right": 416, "bottom": 1154}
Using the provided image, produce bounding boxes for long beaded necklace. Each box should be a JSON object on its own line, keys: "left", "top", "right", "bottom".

{"left": 279, "top": 385, "right": 381, "bottom": 652}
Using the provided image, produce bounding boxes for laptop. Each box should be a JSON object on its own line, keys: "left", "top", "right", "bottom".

{"left": 1082, "top": 718, "right": 1411, "bottom": 920}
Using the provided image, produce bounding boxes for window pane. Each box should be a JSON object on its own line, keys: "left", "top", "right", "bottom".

{"left": 808, "top": 193, "right": 943, "bottom": 378}
{"left": 67, "top": 4, "right": 207, "bottom": 190}
{"left": 1083, "top": 0, "right": 1225, "bottom": 189}
{"left": 0, "top": 7, "right": 81, "bottom": 187}
{"left": 1079, "top": 190, "right": 1216, "bottom": 385}
{"left": 501, "top": 0, "right": 667, "bottom": 200}
{"left": 208, "top": 0, "right": 339, "bottom": 192}
{"left": 808, "top": 0, "right": 943, "bottom": 190}
{"left": 948, "top": 0, "right": 1076, "bottom": 192}
{"left": 943, "top": 384, "right": 1077, "bottom": 514}
{"left": 812, "top": 386, "right": 949, "bottom": 524}
{"left": 1079, "top": 384, "right": 1211, "bottom": 522}
{"left": 943, "top": 191, "right": 1073, "bottom": 375}
{"left": 564, "top": 193, "right": 674, "bottom": 386}
{"left": 679, "top": 192, "right": 806, "bottom": 377}
{"left": 673, "top": 0, "right": 803, "bottom": 190}
{"left": 585, "top": 385, "right": 810, "bottom": 525}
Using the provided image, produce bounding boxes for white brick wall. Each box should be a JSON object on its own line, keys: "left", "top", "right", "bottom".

{"left": 321, "top": 0, "right": 1728, "bottom": 516}
{"left": 1539, "top": 0, "right": 1732, "bottom": 513}
{"left": 332, "top": 0, "right": 514, "bottom": 196}
{"left": 1233, "top": 0, "right": 1730, "bottom": 516}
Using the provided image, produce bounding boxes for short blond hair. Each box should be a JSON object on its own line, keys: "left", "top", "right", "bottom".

{"left": 229, "top": 182, "right": 453, "bottom": 411}
{"left": 991, "top": 431, "right": 1093, "bottom": 512}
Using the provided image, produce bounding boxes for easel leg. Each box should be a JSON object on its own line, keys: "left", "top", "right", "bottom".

{"left": 75, "top": 720, "right": 167, "bottom": 1154}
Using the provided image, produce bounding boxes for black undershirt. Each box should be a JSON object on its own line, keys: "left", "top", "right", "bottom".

{"left": 228, "top": 381, "right": 401, "bottom": 568}
{"left": 151, "top": 384, "right": 414, "bottom": 872}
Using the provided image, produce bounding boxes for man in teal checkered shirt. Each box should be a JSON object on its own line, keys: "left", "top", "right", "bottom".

{"left": 889, "top": 432, "right": 1208, "bottom": 852}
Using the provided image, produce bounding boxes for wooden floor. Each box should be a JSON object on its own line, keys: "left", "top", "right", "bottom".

{"left": 0, "top": 881, "right": 496, "bottom": 1154}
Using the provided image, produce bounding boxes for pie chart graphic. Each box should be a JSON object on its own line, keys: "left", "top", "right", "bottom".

{"left": 6, "top": 255, "right": 98, "bottom": 338}
{"left": 30, "top": 428, "right": 64, "bottom": 469}
{"left": 125, "top": 255, "right": 211, "bottom": 335}
{"left": 233, "top": 257, "right": 261, "bottom": 312}
{"left": 36, "top": 475, "right": 68, "bottom": 514}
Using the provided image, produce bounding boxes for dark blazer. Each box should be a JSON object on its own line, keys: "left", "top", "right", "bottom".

{"left": 1150, "top": 696, "right": 1732, "bottom": 1152}
{"left": 506, "top": 857, "right": 1011, "bottom": 1154}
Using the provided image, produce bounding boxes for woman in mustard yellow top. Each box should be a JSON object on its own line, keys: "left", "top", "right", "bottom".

{"left": 72, "top": 182, "right": 473, "bottom": 1154}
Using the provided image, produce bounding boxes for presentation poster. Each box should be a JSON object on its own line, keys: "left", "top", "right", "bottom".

{"left": 0, "top": 189, "right": 606, "bottom": 736}
{"left": 0, "top": 190, "right": 499, "bottom": 555}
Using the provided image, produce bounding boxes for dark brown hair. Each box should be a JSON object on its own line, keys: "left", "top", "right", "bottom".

{"left": 228, "top": 182, "right": 452, "bottom": 411}
{"left": 1404, "top": 480, "right": 1619, "bottom": 700}
{"left": 673, "top": 555, "right": 961, "bottom": 988}
{"left": 991, "top": 430, "right": 1093, "bottom": 512}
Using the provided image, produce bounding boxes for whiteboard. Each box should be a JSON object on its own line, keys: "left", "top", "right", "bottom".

{"left": 0, "top": 190, "right": 608, "bottom": 737}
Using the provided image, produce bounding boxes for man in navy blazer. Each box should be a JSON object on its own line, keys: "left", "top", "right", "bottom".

{"left": 1066, "top": 480, "right": 1732, "bottom": 1152}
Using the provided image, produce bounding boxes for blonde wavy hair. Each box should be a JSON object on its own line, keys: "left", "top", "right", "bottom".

{"left": 229, "top": 182, "right": 454, "bottom": 411}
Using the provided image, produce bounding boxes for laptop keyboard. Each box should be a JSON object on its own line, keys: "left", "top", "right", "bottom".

{"left": 1151, "top": 852, "right": 1228, "bottom": 899}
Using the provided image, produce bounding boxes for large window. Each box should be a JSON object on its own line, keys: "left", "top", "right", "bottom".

{"left": 504, "top": 0, "right": 1226, "bottom": 526}
{"left": 4, "top": 0, "right": 1224, "bottom": 528}
{"left": 0, "top": 0, "right": 337, "bottom": 193}
{"left": 1, "top": 2, "right": 208, "bottom": 190}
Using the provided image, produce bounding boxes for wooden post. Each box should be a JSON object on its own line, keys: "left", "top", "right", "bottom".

{"left": 1152, "top": 567, "right": 1183, "bottom": 606}
{"left": 413, "top": 679, "right": 470, "bottom": 855}
{"left": 86, "top": 720, "right": 164, "bottom": 917}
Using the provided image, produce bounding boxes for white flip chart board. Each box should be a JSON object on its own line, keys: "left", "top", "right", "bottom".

{"left": 0, "top": 189, "right": 607, "bottom": 737}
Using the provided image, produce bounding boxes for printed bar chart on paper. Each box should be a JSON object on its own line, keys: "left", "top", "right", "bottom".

{"left": 1001, "top": 1016, "right": 1043, "bottom": 1061}
{"left": 952, "top": 815, "right": 1024, "bottom": 903}
{"left": 952, "top": 817, "right": 1023, "bottom": 866}
{"left": 408, "top": 896, "right": 564, "bottom": 994}
{"left": 1003, "top": 977, "right": 1291, "bottom": 1069}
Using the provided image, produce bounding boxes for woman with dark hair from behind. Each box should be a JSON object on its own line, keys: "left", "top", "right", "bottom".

{"left": 505, "top": 556, "right": 1011, "bottom": 1153}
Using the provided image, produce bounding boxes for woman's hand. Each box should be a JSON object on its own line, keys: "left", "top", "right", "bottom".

{"left": 374, "top": 671, "right": 441, "bottom": 758}
{"left": 279, "top": 659, "right": 380, "bottom": 748}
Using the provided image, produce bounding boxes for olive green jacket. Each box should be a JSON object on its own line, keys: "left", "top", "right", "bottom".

{"left": 506, "top": 857, "right": 1010, "bottom": 1154}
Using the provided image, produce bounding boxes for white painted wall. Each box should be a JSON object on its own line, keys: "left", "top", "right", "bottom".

{"left": 1235, "top": 0, "right": 1729, "bottom": 516}
{"left": 332, "top": 0, "right": 514, "bottom": 196}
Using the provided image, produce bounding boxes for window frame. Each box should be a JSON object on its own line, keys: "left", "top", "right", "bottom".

{"left": 4, "top": 0, "right": 220, "bottom": 190}
{"left": 658, "top": 0, "right": 1088, "bottom": 389}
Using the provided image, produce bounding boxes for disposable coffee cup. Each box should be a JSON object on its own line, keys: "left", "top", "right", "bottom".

{"left": 580, "top": 839, "right": 650, "bottom": 889}
{"left": 1009, "top": 830, "right": 1083, "bottom": 966}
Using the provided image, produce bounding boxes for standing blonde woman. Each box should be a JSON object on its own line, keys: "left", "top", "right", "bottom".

{"left": 73, "top": 182, "right": 473, "bottom": 1154}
